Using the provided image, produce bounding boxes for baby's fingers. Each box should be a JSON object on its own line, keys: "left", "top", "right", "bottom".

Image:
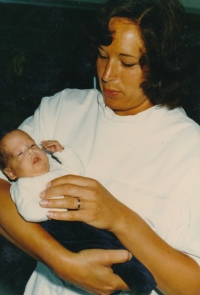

{"left": 41, "top": 140, "right": 55, "bottom": 148}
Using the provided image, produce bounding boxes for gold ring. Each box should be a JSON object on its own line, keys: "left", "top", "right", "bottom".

{"left": 77, "top": 198, "right": 81, "bottom": 209}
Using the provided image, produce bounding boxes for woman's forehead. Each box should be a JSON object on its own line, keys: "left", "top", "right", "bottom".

{"left": 105, "top": 17, "right": 145, "bottom": 56}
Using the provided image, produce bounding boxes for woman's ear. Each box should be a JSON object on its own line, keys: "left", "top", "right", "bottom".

{"left": 3, "top": 167, "right": 17, "bottom": 180}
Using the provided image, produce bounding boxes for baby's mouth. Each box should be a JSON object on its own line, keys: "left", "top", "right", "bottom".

{"left": 33, "top": 156, "right": 40, "bottom": 164}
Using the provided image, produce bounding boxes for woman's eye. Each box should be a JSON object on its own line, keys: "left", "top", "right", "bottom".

{"left": 122, "top": 62, "right": 135, "bottom": 68}
{"left": 98, "top": 52, "right": 108, "bottom": 60}
{"left": 31, "top": 144, "right": 35, "bottom": 148}
{"left": 17, "top": 152, "right": 22, "bottom": 157}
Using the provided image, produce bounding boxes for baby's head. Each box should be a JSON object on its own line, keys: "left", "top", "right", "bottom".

{"left": 0, "top": 129, "right": 50, "bottom": 180}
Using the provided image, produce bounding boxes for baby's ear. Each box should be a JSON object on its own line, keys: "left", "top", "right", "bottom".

{"left": 3, "top": 168, "right": 17, "bottom": 180}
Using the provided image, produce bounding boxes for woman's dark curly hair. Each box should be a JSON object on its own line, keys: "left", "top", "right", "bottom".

{"left": 93, "top": 0, "right": 200, "bottom": 109}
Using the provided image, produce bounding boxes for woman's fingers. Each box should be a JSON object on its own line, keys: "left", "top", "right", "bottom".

{"left": 39, "top": 176, "right": 100, "bottom": 222}
{"left": 40, "top": 180, "right": 88, "bottom": 200}
{"left": 46, "top": 208, "right": 82, "bottom": 221}
{"left": 40, "top": 196, "right": 82, "bottom": 210}
{"left": 47, "top": 174, "right": 94, "bottom": 188}
{"left": 39, "top": 174, "right": 124, "bottom": 231}
{"left": 40, "top": 175, "right": 99, "bottom": 212}
{"left": 99, "top": 249, "right": 132, "bottom": 266}
{"left": 40, "top": 175, "right": 95, "bottom": 202}
{"left": 72, "top": 249, "right": 130, "bottom": 293}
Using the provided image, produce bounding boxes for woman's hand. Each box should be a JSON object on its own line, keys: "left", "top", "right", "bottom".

{"left": 40, "top": 175, "right": 125, "bottom": 232}
{"left": 56, "top": 248, "right": 130, "bottom": 295}
{"left": 39, "top": 175, "right": 132, "bottom": 294}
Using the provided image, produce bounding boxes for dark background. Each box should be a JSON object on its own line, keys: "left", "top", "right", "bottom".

{"left": 0, "top": 2, "right": 199, "bottom": 294}
{"left": 0, "top": 2, "right": 98, "bottom": 135}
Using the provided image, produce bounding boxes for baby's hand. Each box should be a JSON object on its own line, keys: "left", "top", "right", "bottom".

{"left": 41, "top": 140, "right": 64, "bottom": 153}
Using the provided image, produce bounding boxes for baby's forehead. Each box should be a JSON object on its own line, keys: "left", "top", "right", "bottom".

{"left": 2, "top": 130, "right": 34, "bottom": 150}
{"left": 0, "top": 139, "right": 14, "bottom": 158}
{"left": 6, "top": 130, "right": 32, "bottom": 140}
{"left": 1, "top": 136, "right": 17, "bottom": 154}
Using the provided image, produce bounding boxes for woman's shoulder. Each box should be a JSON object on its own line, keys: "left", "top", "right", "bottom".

{"left": 155, "top": 106, "right": 200, "bottom": 135}
{"left": 172, "top": 107, "right": 200, "bottom": 136}
{"left": 40, "top": 88, "right": 100, "bottom": 109}
{"left": 147, "top": 106, "right": 200, "bottom": 153}
{"left": 37, "top": 88, "right": 101, "bottom": 127}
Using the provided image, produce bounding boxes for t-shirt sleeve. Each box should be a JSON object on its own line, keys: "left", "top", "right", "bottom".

{"left": 164, "top": 196, "right": 200, "bottom": 266}
{"left": 164, "top": 156, "right": 200, "bottom": 266}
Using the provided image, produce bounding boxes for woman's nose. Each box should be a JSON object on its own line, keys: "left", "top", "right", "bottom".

{"left": 102, "top": 60, "right": 118, "bottom": 82}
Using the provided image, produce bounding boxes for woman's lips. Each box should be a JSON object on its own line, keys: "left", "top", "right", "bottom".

{"left": 103, "top": 88, "right": 120, "bottom": 97}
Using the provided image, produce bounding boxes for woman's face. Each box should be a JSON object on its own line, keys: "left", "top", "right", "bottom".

{"left": 97, "top": 17, "right": 153, "bottom": 116}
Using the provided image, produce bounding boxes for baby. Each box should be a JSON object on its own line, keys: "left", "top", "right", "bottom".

{"left": 0, "top": 129, "right": 84, "bottom": 221}
{"left": 0, "top": 129, "right": 156, "bottom": 294}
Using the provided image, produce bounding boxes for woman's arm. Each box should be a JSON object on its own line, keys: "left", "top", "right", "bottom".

{"left": 0, "top": 178, "right": 130, "bottom": 295}
{"left": 41, "top": 175, "right": 200, "bottom": 295}
{"left": 113, "top": 207, "right": 200, "bottom": 295}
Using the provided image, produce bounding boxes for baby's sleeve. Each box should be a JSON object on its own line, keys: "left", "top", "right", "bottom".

{"left": 10, "top": 180, "right": 49, "bottom": 222}
{"left": 53, "top": 145, "right": 84, "bottom": 176}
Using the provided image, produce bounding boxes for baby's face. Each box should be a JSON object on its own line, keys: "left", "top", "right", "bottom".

{"left": 3, "top": 130, "right": 50, "bottom": 179}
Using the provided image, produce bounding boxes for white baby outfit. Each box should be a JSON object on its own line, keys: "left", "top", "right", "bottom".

{"left": 10, "top": 147, "right": 84, "bottom": 222}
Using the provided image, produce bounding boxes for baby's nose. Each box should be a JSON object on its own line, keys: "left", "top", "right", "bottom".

{"left": 28, "top": 148, "right": 34, "bottom": 155}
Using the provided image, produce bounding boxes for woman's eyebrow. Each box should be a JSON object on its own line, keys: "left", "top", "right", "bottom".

{"left": 98, "top": 47, "right": 138, "bottom": 59}
{"left": 98, "top": 46, "right": 107, "bottom": 52}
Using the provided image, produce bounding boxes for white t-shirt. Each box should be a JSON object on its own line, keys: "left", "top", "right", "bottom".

{"left": 1, "top": 88, "right": 200, "bottom": 295}
{"left": 10, "top": 147, "right": 84, "bottom": 222}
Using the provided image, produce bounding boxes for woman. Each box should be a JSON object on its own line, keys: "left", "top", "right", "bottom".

{"left": 0, "top": 0, "right": 200, "bottom": 295}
